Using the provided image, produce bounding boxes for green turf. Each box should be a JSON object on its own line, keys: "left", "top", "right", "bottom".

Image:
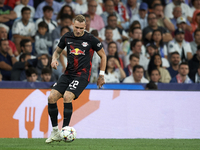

{"left": 0, "top": 138, "right": 200, "bottom": 150}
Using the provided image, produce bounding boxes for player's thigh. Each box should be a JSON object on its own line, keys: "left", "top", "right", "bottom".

{"left": 48, "top": 89, "right": 63, "bottom": 103}
{"left": 64, "top": 77, "right": 89, "bottom": 102}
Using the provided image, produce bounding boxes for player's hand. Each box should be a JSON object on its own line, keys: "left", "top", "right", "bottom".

{"left": 51, "top": 60, "right": 59, "bottom": 70}
{"left": 97, "top": 75, "right": 105, "bottom": 89}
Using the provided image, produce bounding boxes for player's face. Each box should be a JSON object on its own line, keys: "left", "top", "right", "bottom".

{"left": 108, "top": 43, "right": 117, "bottom": 55}
{"left": 154, "top": 55, "right": 162, "bottom": 67}
{"left": 171, "top": 54, "right": 180, "bottom": 65}
{"left": 179, "top": 65, "right": 189, "bottom": 76}
{"left": 150, "top": 70, "right": 160, "bottom": 82}
{"left": 41, "top": 73, "right": 51, "bottom": 82}
{"left": 27, "top": 73, "right": 38, "bottom": 82}
{"left": 22, "top": 10, "right": 31, "bottom": 21}
{"left": 0, "top": 40, "right": 9, "bottom": 54}
{"left": 133, "top": 68, "right": 143, "bottom": 82}
{"left": 130, "top": 57, "right": 139, "bottom": 67}
{"left": 73, "top": 20, "right": 86, "bottom": 37}
{"left": 0, "top": 27, "right": 7, "bottom": 39}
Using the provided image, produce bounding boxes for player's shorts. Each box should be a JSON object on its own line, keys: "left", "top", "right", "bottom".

{"left": 52, "top": 74, "right": 89, "bottom": 100}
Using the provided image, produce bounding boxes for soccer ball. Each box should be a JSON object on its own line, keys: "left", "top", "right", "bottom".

{"left": 60, "top": 126, "right": 77, "bottom": 142}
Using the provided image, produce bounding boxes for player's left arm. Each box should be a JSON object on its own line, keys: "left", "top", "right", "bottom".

{"left": 96, "top": 48, "right": 107, "bottom": 88}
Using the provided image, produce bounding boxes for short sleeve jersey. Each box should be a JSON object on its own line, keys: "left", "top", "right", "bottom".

{"left": 58, "top": 31, "right": 103, "bottom": 81}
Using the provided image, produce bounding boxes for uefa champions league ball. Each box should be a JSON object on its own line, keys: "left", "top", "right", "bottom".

{"left": 60, "top": 126, "right": 77, "bottom": 142}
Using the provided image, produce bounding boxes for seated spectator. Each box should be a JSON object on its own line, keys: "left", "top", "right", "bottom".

{"left": 193, "top": 64, "right": 200, "bottom": 83}
{"left": 11, "top": 53, "right": 31, "bottom": 81}
{"left": 80, "top": 0, "right": 103, "bottom": 15}
{"left": 124, "top": 53, "right": 139, "bottom": 77}
{"left": 0, "top": 39, "right": 17, "bottom": 80}
{"left": 4, "top": 0, "right": 20, "bottom": 9}
{"left": 191, "top": 10, "right": 200, "bottom": 33}
{"left": 168, "top": 28, "right": 193, "bottom": 62}
{"left": 147, "top": 53, "right": 171, "bottom": 83}
{"left": 164, "top": 0, "right": 192, "bottom": 21}
{"left": 0, "top": 23, "right": 18, "bottom": 56}
{"left": 143, "top": 12, "right": 172, "bottom": 45}
{"left": 61, "top": 0, "right": 82, "bottom": 15}
{"left": 16, "top": 39, "right": 36, "bottom": 61}
{"left": 125, "top": 0, "right": 140, "bottom": 19}
{"left": 170, "top": 6, "right": 191, "bottom": 30}
{"left": 146, "top": 43, "right": 169, "bottom": 68}
{"left": 14, "top": 0, "right": 35, "bottom": 20}
{"left": 99, "top": 13, "right": 128, "bottom": 42}
{"left": 149, "top": 68, "right": 161, "bottom": 84}
{"left": 188, "top": 45, "right": 200, "bottom": 82}
{"left": 150, "top": 29, "right": 168, "bottom": 59}
{"left": 83, "top": 14, "right": 94, "bottom": 32}
{"left": 0, "top": 71, "right": 2, "bottom": 81}
{"left": 130, "top": 2, "right": 148, "bottom": 30}
{"left": 170, "top": 62, "right": 193, "bottom": 83}
{"left": 145, "top": 81, "right": 158, "bottom": 90}
{"left": 143, "top": 0, "right": 165, "bottom": 11}
{"left": 40, "top": 67, "right": 55, "bottom": 82}
{"left": 56, "top": 5, "right": 75, "bottom": 24}
{"left": 35, "top": 6, "right": 57, "bottom": 34}
{"left": 167, "top": 51, "right": 180, "bottom": 78}
{"left": 190, "top": 28, "right": 200, "bottom": 55}
{"left": 12, "top": 7, "right": 36, "bottom": 53}
{"left": 191, "top": 0, "right": 200, "bottom": 15}
{"left": 34, "top": 0, "right": 62, "bottom": 21}
{"left": 0, "top": 0, "right": 17, "bottom": 29}
{"left": 23, "top": 67, "right": 39, "bottom": 82}
{"left": 153, "top": 4, "right": 175, "bottom": 32}
{"left": 123, "top": 65, "right": 149, "bottom": 83}
{"left": 107, "top": 41, "right": 124, "bottom": 69}
{"left": 104, "top": 55, "right": 126, "bottom": 83}
{"left": 171, "top": 16, "right": 193, "bottom": 42}
{"left": 35, "top": 21, "right": 52, "bottom": 55}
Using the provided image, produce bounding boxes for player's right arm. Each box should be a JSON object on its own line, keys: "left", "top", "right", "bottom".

{"left": 51, "top": 46, "right": 64, "bottom": 70}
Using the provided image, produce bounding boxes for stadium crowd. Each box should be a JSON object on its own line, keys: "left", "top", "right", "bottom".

{"left": 0, "top": 0, "right": 200, "bottom": 84}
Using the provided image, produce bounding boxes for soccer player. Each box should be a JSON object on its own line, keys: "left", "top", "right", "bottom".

{"left": 45, "top": 15, "right": 106, "bottom": 143}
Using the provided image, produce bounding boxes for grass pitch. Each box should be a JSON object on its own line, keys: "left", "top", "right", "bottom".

{"left": 0, "top": 138, "right": 200, "bottom": 150}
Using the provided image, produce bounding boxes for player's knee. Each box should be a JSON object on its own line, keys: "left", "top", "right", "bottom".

{"left": 63, "top": 92, "right": 75, "bottom": 103}
{"left": 48, "top": 94, "right": 56, "bottom": 104}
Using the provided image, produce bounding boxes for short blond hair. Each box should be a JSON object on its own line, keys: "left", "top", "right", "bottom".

{"left": 74, "top": 15, "right": 86, "bottom": 23}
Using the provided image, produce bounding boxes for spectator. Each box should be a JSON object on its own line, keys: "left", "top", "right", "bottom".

{"left": 125, "top": 0, "right": 140, "bottom": 19}
{"left": 100, "top": 0, "right": 122, "bottom": 27}
{"left": 4, "top": 0, "right": 20, "bottom": 9}
{"left": 171, "top": 16, "right": 193, "bottom": 42}
{"left": 35, "top": 21, "right": 52, "bottom": 55}
{"left": 188, "top": 45, "right": 200, "bottom": 82}
{"left": 124, "top": 39, "right": 149, "bottom": 70}
{"left": 193, "top": 64, "right": 200, "bottom": 83}
{"left": 143, "top": 12, "right": 172, "bottom": 45}
{"left": 12, "top": 7, "right": 36, "bottom": 53}
{"left": 56, "top": 5, "right": 75, "bottom": 24}
{"left": 51, "top": 14, "right": 72, "bottom": 43}
{"left": 11, "top": 53, "right": 31, "bottom": 81}
{"left": 40, "top": 67, "right": 55, "bottom": 82}
{"left": 191, "top": 9, "right": 200, "bottom": 33}
{"left": 191, "top": 0, "right": 200, "bottom": 16}
{"left": 151, "top": 29, "right": 168, "bottom": 59}
{"left": 0, "top": 23, "right": 18, "bottom": 56}
{"left": 167, "top": 51, "right": 180, "bottom": 78}
{"left": 23, "top": 67, "right": 39, "bottom": 82}
{"left": 0, "top": 71, "right": 2, "bottom": 81}
{"left": 145, "top": 81, "right": 158, "bottom": 90}
{"left": 170, "top": 62, "right": 193, "bottom": 83}
{"left": 102, "top": 26, "right": 122, "bottom": 56}
{"left": 107, "top": 41, "right": 124, "bottom": 69}
{"left": 190, "top": 29, "right": 200, "bottom": 55}
{"left": 124, "top": 53, "right": 139, "bottom": 77}
{"left": 168, "top": 28, "right": 193, "bottom": 62}
{"left": 100, "top": 13, "right": 128, "bottom": 42}
{"left": 147, "top": 53, "right": 171, "bottom": 83}
{"left": 153, "top": 4, "right": 175, "bottom": 32}
{"left": 83, "top": 14, "right": 94, "bottom": 32}
{"left": 14, "top": 0, "right": 35, "bottom": 20}
{"left": 104, "top": 55, "right": 126, "bottom": 83}
{"left": 170, "top": 6, "right": 191, "bottom": 30}
{"left": 86, "top": 0, "right": 104, "bottom": 31}
{"left": 61, "top": 0, "right": 82, "bottom": 15}
{"left": 0, "top": 39, "right": 17, "bottom": 80}
{"left": 34, "top": 0, "right": 62, "bottom": 21}
{"left": 16, "top": 39, "right": 36, "bottom": 61}
{"left": 149, "top": 68, "right": 161, "bottom": 83}
{"left": 143, "top": 0, "right": 166, "bottom": 10}
{"left": 123, "top": 65, "right": 149, "bottom": 83}
{"left": 130, "top": 2, "right": 148, "bottom": 30}
{"left": 164, "top": 0, "right": 192, "bottom": 21}
{"left": 79, "top": 0, "right": 103, "bottom": 15}
{"left": 35, "top": 6, "right": 57, "bottom": 34}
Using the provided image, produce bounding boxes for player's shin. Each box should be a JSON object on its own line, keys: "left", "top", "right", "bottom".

{"left": 48, "top": 103, "right": 58, "bottom": 127}
{"left": 63, "top": 103, "right": 73, "bottom": 127}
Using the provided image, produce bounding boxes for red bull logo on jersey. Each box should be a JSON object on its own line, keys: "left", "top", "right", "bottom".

{"left": 70, "top": 48, "right": 85, "bottom": 55}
